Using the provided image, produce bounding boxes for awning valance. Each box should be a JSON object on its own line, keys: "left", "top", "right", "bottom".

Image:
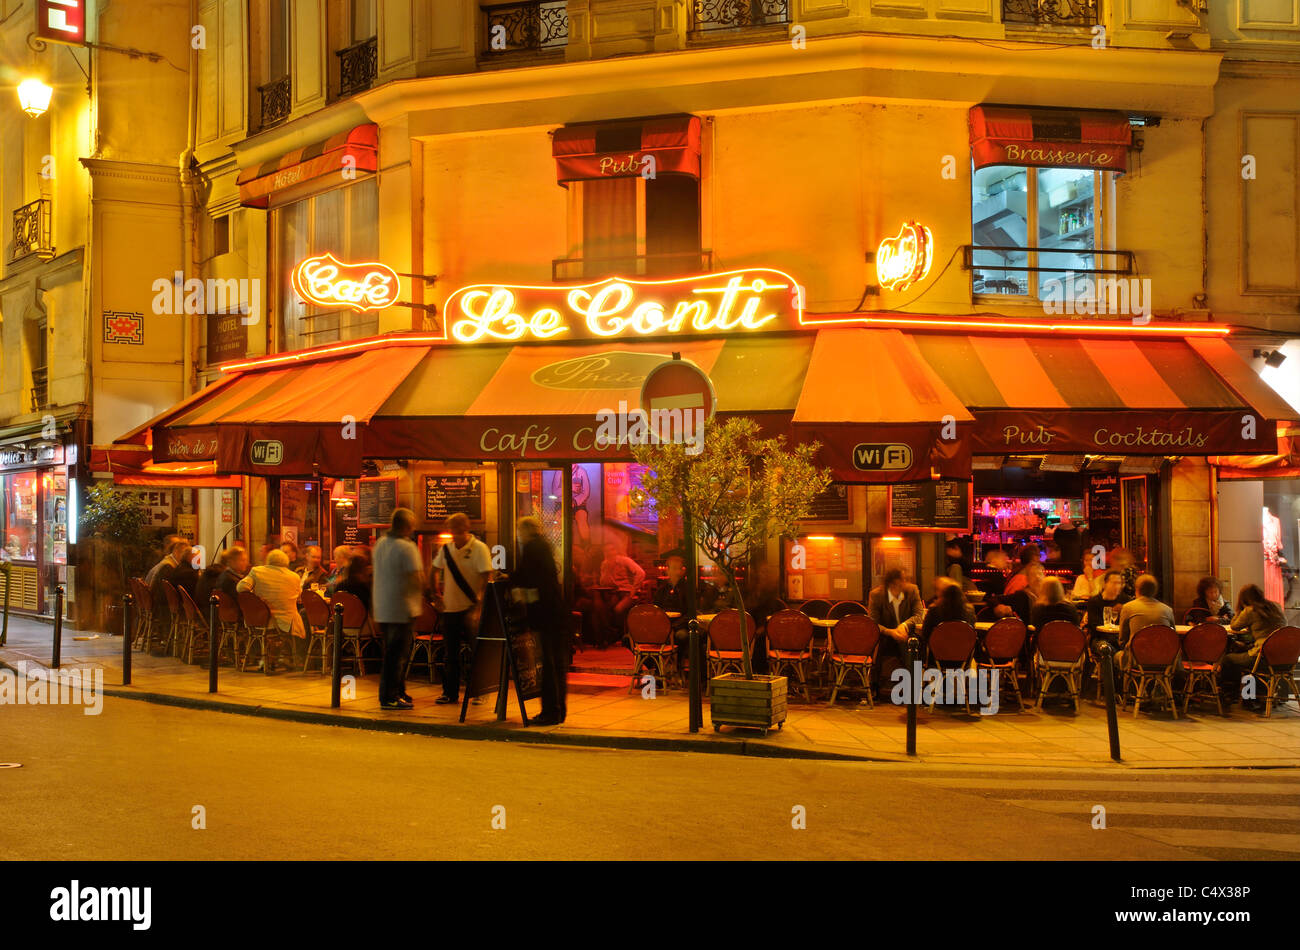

{"left": 237, "top": 123, "right": 379, "bottom": 209}
{"left": 1211, "top": 424, "right": 1300, "bottom": 479}
{"left": 89, "top": 444, "right": 242, "bottom": 488}
{"left": 969, "top": 106, "right": 1132, "bottom": 173}
{"left": 553, "top": 116, "right": 701, "bottom": 185}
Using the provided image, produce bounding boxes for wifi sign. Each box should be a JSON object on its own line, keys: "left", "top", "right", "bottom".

{"left": 852, "top": 443, "right": 912, "bottom": 472}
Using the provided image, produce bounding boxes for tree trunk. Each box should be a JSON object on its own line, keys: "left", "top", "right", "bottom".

{"left": 734, "top": 578, "right": 753, "bottom": 679}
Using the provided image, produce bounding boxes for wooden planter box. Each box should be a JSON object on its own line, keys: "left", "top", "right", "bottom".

{"left": 710, "top": 673, "right": 787, "bottom": 735}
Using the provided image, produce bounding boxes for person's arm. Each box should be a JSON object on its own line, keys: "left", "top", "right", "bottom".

{"left": 236, "top": 572, "right": 253, "bottom": 593}
{"left": 906, "top": 589, "right": 924, "bottom": 625}
{"left": 1229, "top": 608, "right": 1249, "bottom": 632}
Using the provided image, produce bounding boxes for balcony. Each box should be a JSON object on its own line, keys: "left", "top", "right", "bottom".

{"left": 1002, "top": 0, "right": 1099, "bottom": 28}
{"left": 552, "top": 250, "right": 714, "bottom": 282}
{"left": 337, "top": 36, "right": 378, "bottom": 98}
{"left": 690, "top": 0, "right": 791, "bottom": 36}
{"left": 30, "top": 367, "right": 48, "bottom": 412}
{"left": 481, "top": 1, "right": 568, "bottom": 58}
{"left": 12, "top": 198, "right": 53, "bottom": 262}
{"left": 258, "top": 75, "right": 292, "bottom": 130}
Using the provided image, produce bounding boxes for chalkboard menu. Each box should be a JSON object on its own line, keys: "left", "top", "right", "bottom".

{"left": 888, "top": 480, "right": 972, "bottom": 532}
{"left": 425, "top": 475, "right": 484, "bottom": 523}
{"left": 806, "top": 483, "right": 852, "bottom": 522}
{"left": 508, "top": 626, "right": 544, "bottom": 702}
{"left": 358, "top": 477, "right": 399, "bottom": 527}
{"left": 1087, "top": 473, "right": 1120, "bottom": 520}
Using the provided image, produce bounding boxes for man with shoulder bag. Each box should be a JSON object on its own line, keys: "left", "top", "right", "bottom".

{"left": 432, "top": 512, "right": 493, "bottom": 705}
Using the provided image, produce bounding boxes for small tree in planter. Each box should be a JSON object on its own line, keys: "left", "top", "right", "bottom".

{"left": 632, "top": 417, "right": 831, "bottom": 732}
{"left": 81, "top": 483, "right": 154, "bottom": 631}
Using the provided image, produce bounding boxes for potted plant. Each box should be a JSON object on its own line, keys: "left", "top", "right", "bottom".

{"left": 81, "top": 483, "right": 154, "bottom": 633}
{"left": 632, "top": 417, "right": 831, "bottom": 735}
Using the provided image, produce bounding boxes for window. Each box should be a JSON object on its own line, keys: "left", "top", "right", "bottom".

{"left": 971, "top": 164, "right": 1112, "bottom": 301}
{"left": 352, "top": 0, "right": 376, "bottom": 42}
{"left": 274, "top": 178, "right": 380, "bottom": 352}
{"left": 269, "top": 0, "right": 290, "bottom": 80}
{"left": 575, "top": 177, "right": 701, "bottom": 279}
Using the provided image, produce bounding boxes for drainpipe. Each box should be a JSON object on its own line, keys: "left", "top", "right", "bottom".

{"left": 179, "top": 0, "right": 200, "bottom": 396}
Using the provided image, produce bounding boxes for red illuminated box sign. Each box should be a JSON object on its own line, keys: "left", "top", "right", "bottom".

{"left": 37, "top": 0, "right": 86, "bottom": 45}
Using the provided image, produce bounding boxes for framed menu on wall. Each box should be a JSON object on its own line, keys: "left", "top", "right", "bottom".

{"left": 358, "top": 477, "right": 399, "bottom": 528}
{"left": 887, "top": 480, "right": 972, "bottom": 532}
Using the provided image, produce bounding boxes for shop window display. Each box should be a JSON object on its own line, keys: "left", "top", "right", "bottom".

{"left": 5, "top": 472, "right": 38, "bottom": 561}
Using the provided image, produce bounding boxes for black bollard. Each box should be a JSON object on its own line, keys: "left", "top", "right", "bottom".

{"left": 330, "top": 603, "right": 344, "bottom": 709}
{"left": 51, "top": 585, "right": 65, "bottom": 669}
{"left": 1097, "top": 640, "right": 1122, "bottom": 762}
{"left": 208, "top": 595, "right": 220, "bottom": 694}
{"left": 906, "top": 635, "right": 919, "bottom": 757}
{"left": 122, "top": 592, "right": 133, "bottom": 686}
{"left": 687, "top": 619, "right": 702, "bottom": 733}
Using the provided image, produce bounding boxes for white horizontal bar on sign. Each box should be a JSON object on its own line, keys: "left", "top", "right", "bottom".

{"left": 649, "top": 395, "right": 705, "bottom": 412}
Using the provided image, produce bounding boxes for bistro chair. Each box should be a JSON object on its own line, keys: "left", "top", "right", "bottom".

{"left": 129, "top": 578, "right": 155, "bottom": 652}
{"left": 1180, "top": 622, "right": 1228, "bottom": 716}
{"left": 1035, "top": 620, "right": 1089, "bottom": 712}
{"left": 1182, "top": 607, "right": 1212, "bottom": 626}
{"left": 797, "top": 599, "right": 832, "bottom": 620}
{"left": 925, "top": 620, "right": 978, "bottom": 713}
{"left": 300, "top": 589, "right": 334, "bottom": 674}
{"left": 236, "top": 590, "right": 279, "bottom": 673}
{"left": 766, "top": 609, "right": 816, "bottom": 701}
{"left": 826, "top": 614, "right": 880, "bottom": 706}
{"left": 408, "top": 600, "right": 444, "bottom": 684}
{"left": 627, "top": 604, "right": 678, "bottom": 693}
{"left": 1249, "top": 626, "right": 1300, "bottom": 718}
{"left": 706, "top": 609, "right": 758, "bottom": 680}
{"left": 214, "top": 590, "right": 243, "bottom": 666}
{"left": 178, "top": 586, "right": 210, "bottom": 666}
{"left": 1126, "top": 624, "right": 1182, "bottom": 719}
{"left": 330, "top": 590, "right": 375, "bottom": 676}
{"left": 160, "top": 580, "right": 184, "bottom": 657}
{"left": 976, "top": 618, "right": 1028, "bottom": 712}
{"left": 827, "top": 600, "right": 868, "bottom": 621}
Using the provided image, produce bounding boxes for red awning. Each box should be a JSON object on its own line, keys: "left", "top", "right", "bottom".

{"left": 553, "top": 116, "right": 701, "bottom": 185}
{"left": 969, "top": 106, "right": 1131, "bottom": 173}
{"left": 89, "top": 444, "right": 242, "bottom": 488}
{"left": 237, "top": 124, "right": 379, "bottom": 208}
{"left": 1212, "top": 424, "right": 1300, "bottom": 479}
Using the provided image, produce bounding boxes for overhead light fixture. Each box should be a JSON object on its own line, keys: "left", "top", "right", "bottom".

{"left": 1164, "top": 29, "right": 1192, "bottom": 40}
{"left": 971, "top": 456, "right": 1004, "bottom": 470}
{"left": 1039, "top": 455, "right": 1085, "bottom": 473}
{"left": 1118, "top": 456, "right": 1167, "bottom": 474}
{"left": 17, "top": 78, "right": 52, "bottom": 118}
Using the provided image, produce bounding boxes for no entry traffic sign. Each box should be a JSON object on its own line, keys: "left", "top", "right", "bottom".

{"left": 639, "top": 356, "right": 716, "bottom": 446}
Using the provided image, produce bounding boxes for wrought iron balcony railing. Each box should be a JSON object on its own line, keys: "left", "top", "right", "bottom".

{"left": 964, "top": 244, "right": 1134, "bottom": 297}
{"left": 481, "top": 1, "right": 569, "bottom": 56}
{"left": 1002, "top": 0, "right": 1099, "bottom": 28}
{"left": 552, "top": 250, "right": 714, "bottom": 282}
{"left": 13, "top": 198, "right": 53, "bottom": 262}
{"left": 690, "top": 0, "right": 791, "bottom": 34}
{"left": 30, "top": 366, "right": 48, "bottom": 412}
{"left": 258, "top": 75, "right": 292, "bottom": 129}
{"left": 337, "top": 36, "right": 378, "bottom": 97}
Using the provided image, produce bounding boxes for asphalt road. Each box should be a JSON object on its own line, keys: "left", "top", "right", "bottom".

{"left": 2, "top": 697, "right": 1297, "bottom": 861}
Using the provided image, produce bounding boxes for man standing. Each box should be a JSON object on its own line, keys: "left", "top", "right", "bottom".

{"left": 432, "top": 512, "right": 493, "bottom": 705}
{"left": 373, "top": 508, "right": 425, "bottom": 710}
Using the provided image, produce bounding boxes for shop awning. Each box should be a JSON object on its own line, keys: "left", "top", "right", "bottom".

{"left": 1211, "top": 423, "right": 1300, "bottom": 479}
{"left": 89, "top": 444, "right": 242, "bottom": 488}
{"left": 237, "top": 123, "right": 379, "bottom": 208}
{"left": 904, "top": 333, "right": 1291, "bottom": 455}
{"left": 553, "top": 116, "right": 701, "bottom": 185}
{"left": 969, "top": 106, "right": 1132, "bottom": 173}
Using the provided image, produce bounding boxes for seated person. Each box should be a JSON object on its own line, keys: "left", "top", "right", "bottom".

{"left": 919, "top": 578, "right": 975, "bottom": 653}
{"left": 195, "top": 551, "right": 227, "bottom": 609}
{"left": 1071, "top": 553, "right": 1103, "bottom": 600}
{"left": 217, "top": 547, "right": 250, "bottom": 603}
{"left": 297, "top": 545, "right": 328, "bottom": 589}
{"left": 867, "top": 569, "right": 925, "bottom": 688}
{"left": 323, "top": 545, "right": 352, "bottom": 597}
{"left": 335, "top": 551, "right": 373, "bottom": 613}
{"left": 1084, "top": 569, "right": 1131, "bottom": 643}
{"left": 280, "top": 539, "right": 303, "bottom": 573}
{"left": 1191, "top": 576, "right": 1233, "bottom": 623}
{"left": 993, "top": 562, "right": 1043, "bottom": 625}
{"left": 599, "top": 540, "right": 646, "bottom": 643}
{"left": 1001, "top": 544, "right": 1041, "bottom": 597}
{"left": 1222, "top": 584, "right": 1286, "bottom": 707}
{"left": 1114, "top": 574, "right": 1175, "bottom": 668}
{"left": 1030, "top": 576, "right": 1081, "bottom": 630}
{"left": 237, "top": 549, "right": 307, "bottom": 668}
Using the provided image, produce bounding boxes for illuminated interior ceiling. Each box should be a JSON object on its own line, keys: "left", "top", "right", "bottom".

{"left": 972, "top": 454, "right": 1182, "bottom": 474}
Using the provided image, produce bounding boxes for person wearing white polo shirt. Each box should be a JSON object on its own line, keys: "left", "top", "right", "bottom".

{"left": 432, "top": 512, "right": 493, "bottom": 704}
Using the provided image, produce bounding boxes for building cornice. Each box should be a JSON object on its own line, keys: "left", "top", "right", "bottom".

{"left": 78, "top": 158, "right": 183, "bottom": 186}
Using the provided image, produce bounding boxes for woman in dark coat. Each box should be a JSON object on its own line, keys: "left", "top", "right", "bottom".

{"left": 514, "top": 517, "right": 569, "bottom": 725}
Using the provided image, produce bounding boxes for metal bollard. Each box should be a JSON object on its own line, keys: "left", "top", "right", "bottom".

{"left": 687, "top": 619, "right": 702, "bottom": 733}
{"left": 51, "top": 585, "right": 65, "bottom": 669}
{"left": 208, "top": 595, "right": 220, "bottom": 694}
{"left": 1097, "top": 640, "right": 1122, "bottom": 762}
{"left": 122, "top": 592, "right": 133, "bottom": 686}
{"left": 906, "top": 636, "right": 920, "bottom": 757}
{"left": 330, "top": 603, "right": 344, "bottom": 708}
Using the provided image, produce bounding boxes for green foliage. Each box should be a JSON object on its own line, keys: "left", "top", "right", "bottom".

{"left": 632, "top": 416, "right": 832, "bottom": 677}
{"left": 81, "top": 482, "right": 154, "bottom": 582}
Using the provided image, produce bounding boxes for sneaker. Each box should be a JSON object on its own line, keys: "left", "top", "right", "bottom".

{"left": 380, "top": 698, "right": 413, "bottom": 710}
{"left": 435, "top": 695, "right": 457, "bottom": 705}
{"left": 470, "top": 696, "right": 484, "bottom": 706}
{"left": 400, "top": 693, "right": 413, "bottom": 704}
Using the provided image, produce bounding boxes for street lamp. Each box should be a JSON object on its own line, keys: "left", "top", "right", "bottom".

{"left": 17, "top": 78, "right": 52, "bottom": 117}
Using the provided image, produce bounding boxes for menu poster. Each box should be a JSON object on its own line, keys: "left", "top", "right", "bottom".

{"left": 805, "top": 483, "right": 852, "bottom": 523}
{"left": 425, "top": 475, "right": 484, "bottom": 523}
{"left": 358, "top": 477, "right": 399, "bottom": 528}
{"left": 887, "top": 480, "right": 972, "bottom": 532}
{"left": 870, "top": 536, "right": 917, "bottom": 589}
{"left": 783, "top": 535, "right": 864, "bottom": 602}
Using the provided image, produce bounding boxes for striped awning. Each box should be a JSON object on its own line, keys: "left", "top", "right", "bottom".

{"left": 236, "top": 124, "right": 378, "bottom": 208}
{"left": 552, "top": 116, "right": 701, "bottom": 185}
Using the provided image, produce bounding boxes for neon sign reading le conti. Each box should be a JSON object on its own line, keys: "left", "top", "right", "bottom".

{"left": 444, "top": 269, "right": 803, "bottom": 344}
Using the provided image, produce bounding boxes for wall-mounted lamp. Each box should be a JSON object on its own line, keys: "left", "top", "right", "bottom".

{"left": 1253, "top": 348, "right": 1287, "bottom": 369}
{"left": 17, "top": 78, "right": 52, "bottom": 117}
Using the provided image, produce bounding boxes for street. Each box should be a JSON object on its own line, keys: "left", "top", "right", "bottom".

{"left": 2, "top": 697, "right": 1297, "bottom": 861}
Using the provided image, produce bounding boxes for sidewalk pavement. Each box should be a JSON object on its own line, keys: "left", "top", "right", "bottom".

{"left": 3, "top": 615, "right": 1298, "bottom": 768}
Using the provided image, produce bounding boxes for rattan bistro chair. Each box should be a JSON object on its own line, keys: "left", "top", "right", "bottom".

{"left": 1250, "top": 626, "right": 1300, "bottom": 718}
{"left": 1180, "top": 622, "right": 1228, "bottom": 716}
{"left": 178, "top": 586, "right": 210, "bottom": 666}
{"left": 765, "top": 609, "right": 816, "bottom": 701}
{"left": 330, "top": 590, "right": 375, "bottom": 676}
{"left": 236, "top": 590, "right": 278, "bottom": 673}
{"left": 627, "top": 604, "right": 678, "bottom": 693}
{"left": 706, "top": 609, "right": 758, "bottom": 680}
{"left": 1126, "top": 624, "right": 1182, "bottom": 718}
{"left": 827, "top": 600, "right": 868, "bottom": 621}
{"left": 300, "top": 589, "right": 334, "bottom": 674}
{"left": 826, "top": 614, "right": 880, "bottom": 706}
{"left": 408, "top": 600, "right": 443, "bottom": 684}
{"left": 160, "top": 580, "right": 184, "bottom": 657}
{"left": 129, "top": 578, "right": 154, "bottom": 651}
{"left": 976, "top": 618, "right": 1028, "bottom": 712}
{"left": 1035, "top": 620, "right": 1089, "bottom": 712}
{"left": 925, "top": 620, "right": 978, "bottom": 713}
{"left": 214, "top": 590, "right": 243, "bottom": 665}
{"left": 797, "top": 599, "right": 832, "bottom": 620}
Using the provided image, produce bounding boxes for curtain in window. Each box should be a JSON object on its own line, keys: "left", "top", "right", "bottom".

{"left": 581, "top": 178, "right": 636, "bottom": 278}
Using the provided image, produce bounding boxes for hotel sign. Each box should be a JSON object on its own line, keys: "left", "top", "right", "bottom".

{"left": 37, "top": 0, "right": 85, "bottom": 45}
{"left": 444, "top": 269, "right": 802, "bottom": 344}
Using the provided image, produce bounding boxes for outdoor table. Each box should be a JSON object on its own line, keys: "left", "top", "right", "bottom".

{"left": 809, "top": 617, "right": 837, "bottom": 629}
{"left": 975, "top": 621, "right": 1036, "bottom": 632}
{"left": 695, "top": 613, "right": 717, "bottom": 627}
{"left": 665, "top": 611, "right": 681, "bottom": 619}
{"left": 1096, "top": 624, "right": 1192, "bottom": 635}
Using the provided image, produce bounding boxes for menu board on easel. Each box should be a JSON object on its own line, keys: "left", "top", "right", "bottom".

{"left": 357, "top": 477, "right": 399, "bottom": 528}
{"left": 887, "top": 480, "right": 972, "bottom": 532}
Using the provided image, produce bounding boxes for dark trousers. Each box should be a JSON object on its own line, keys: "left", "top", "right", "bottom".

{"left": 441, "top": 610, "right": 471, "bottom": 700}
{"left": 539, "top": 625, "right": 569, "bottom": 721}
{"left": 379, "top": 622, "right": 413, "bottom": 705}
